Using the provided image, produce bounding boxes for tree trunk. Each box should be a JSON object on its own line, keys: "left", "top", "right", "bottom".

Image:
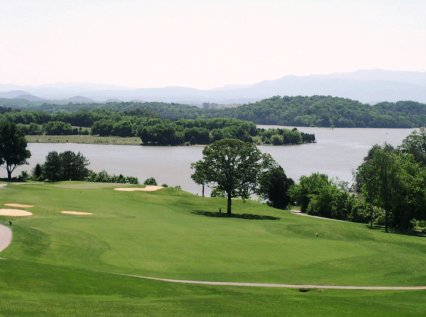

{"left": 227, "top": 192, "right": 232, "bottom": 216}
{"left": 6, "top": 169, "right": 12, "bottom": 181}
{"left": 385, "top": 209, "right": 389, "bottom": 233}
{"left": 202, "top": 184, "right": 205, "bottom": 198}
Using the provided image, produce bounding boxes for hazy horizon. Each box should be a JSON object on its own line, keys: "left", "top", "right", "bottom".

{"left": 1, "top": 0, "right": 426, "bottom": 89}
{"left": 1, "top": 68, "right": 426, "bottom": 91}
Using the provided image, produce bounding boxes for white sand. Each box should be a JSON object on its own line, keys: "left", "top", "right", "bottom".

{"left": 114, "top": 186, "right": 163, "bottom": 192}
{"left": 0, "top": 209, "right": 33, "bottom": 217}
{"left": 61, "top": 211, "right": 93, "bottom": 216}
{"left": 4, "top": 203, "right": 34, "bottom": 208}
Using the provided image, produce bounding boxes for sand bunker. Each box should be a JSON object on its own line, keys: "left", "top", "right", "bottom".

{"left": 114, "top": 186, "right": 163, "bottom": 192}
{"left": 0, "top": 209, "right": 33, "bottom": 217}
{"left": 4, "top": 203, "right": 34, "bottom": 208}
{"left": 61, "top": 211, "right": 93, "bottom": 216}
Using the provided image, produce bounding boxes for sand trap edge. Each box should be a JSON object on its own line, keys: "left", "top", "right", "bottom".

{"left": 61, "top": 211, "right": 93, "bottom": 216}
{"left": 4, "top": 203, "right": 34, "bottom": 208}
{"left": 114, "top": 186, "right": 163, "bottom": 192}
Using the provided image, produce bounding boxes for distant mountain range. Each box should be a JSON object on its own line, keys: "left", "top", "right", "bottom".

{"left": 1, "top": 70, "right": 426, "bottom": 105}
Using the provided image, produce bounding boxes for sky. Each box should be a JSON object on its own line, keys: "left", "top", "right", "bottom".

{"left": 0, "top": 0, "right": 425, "bottom": 89}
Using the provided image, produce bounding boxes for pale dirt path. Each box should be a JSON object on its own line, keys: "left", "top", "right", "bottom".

{"left": 123, "top": 275, "right": 426, "bottom": 291}
{"left": 0, "top": 224, "right": 12, "bottom": 253}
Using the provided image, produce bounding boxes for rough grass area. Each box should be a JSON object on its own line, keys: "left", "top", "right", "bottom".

{"left": 0, "top": 182, "right": 425, "bottom": 316}
{"left": 26, "top": 135, "right": 142, "bottom": 145}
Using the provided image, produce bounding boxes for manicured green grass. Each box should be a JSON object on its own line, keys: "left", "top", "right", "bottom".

{"left": 0, "top": 182, "right": 425, "bottom": 316}
{"left": 26, "top": 135, "right": 142, "bottom": 145}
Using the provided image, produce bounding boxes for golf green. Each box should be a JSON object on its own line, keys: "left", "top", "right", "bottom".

{"left": 0, "top": 182, "right": 425, "bottom": 316}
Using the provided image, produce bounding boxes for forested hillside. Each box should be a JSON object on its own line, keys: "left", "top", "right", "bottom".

{"left": 218, "top": 96, "right": 426, "bottom": 128}
{"left": 1, "top": 95, "right": 425, "bottom": 128}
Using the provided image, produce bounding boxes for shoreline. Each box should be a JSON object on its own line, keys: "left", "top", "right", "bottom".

{"left": 26, "top": 135, "right": 316, "bottom": 146}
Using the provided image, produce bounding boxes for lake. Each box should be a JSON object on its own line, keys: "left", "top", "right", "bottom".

{"left": 7, "top": 127, "right": 415, "bottom": 195}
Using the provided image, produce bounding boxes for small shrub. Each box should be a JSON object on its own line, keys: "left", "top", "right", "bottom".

{"left": 144, "top": 177, "right": 157, "bottom": 185}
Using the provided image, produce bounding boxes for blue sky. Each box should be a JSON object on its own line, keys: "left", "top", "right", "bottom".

{"left": 1, "top": 0, "right": 425, "bottom": 88}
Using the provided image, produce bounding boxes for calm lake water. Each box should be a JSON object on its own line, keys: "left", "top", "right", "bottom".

{"left": 8, "top": 127, "right": 415, "bottom": 195}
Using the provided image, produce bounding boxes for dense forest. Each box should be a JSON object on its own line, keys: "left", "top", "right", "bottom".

{"left": 1, "top": 95, "right": 425, "bottom": 128}
{"left": 0, "top": 109, "right": 315, "bottom": 146}
{"left": 218, "top": 96, "right": 426, "bottom": 128}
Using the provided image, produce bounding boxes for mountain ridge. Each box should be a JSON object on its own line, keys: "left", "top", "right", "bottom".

{"left": 1, "top": 70, "right": 426, "bottom": 104}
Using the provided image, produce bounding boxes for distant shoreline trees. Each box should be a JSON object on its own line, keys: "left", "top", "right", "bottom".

{"left": 33, "top": 151, "right": 139, "bottom": 184}
{"left": 7, "top": 111, "right": 316, "bottom": 146}
{"left": 2, "top": 95, "right": 425, "bottom": 128}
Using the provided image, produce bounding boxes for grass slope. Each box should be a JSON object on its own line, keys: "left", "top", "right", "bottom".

{"left": 0, "top": 182, "right": 425, "bottom": 316}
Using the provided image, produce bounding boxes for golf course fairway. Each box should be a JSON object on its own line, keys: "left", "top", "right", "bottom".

{"left": 0, "top": 182, "right": 425, "bottom": 316}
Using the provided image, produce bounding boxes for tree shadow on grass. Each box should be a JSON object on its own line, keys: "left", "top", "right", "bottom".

{"left": 366, "top": 224, "right": 426, "bottom": 238}
{"left": 192, "top": 210, "right": 280, "bottom": 221}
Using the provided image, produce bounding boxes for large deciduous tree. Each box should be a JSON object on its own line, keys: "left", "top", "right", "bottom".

{"left": 357, "top": 145, "right": 400, "bottom": 232}
{"left": 0, "top": 122, "right": 31, "bottom": 180}
{"left": 356, "top": 144, "right": 426, "bottom": 232}
{"left": 191, "top": 139, "right": 273, "bottom": 215}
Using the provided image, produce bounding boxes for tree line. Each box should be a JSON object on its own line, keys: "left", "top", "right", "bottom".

{"left": 2, "top": 112, "right": 316, "bottom": 146}
{"left": 31, "top": 151, "right": 161, "bottom": 185}
{"left": 192, "top": 128, "right": 426, "bottom": 232}
{"left": 2, "top": 95, "right": 425, "bottom": 128}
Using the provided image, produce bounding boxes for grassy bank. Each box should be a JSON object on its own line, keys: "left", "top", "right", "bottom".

{"left": 26, "top": 135, "right": 142, "bottom": 145}
{"left": 0, "top": 182, "right": 425, "bottom": 316}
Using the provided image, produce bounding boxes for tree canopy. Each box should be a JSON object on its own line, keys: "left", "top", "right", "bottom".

{"left": 400, "top": 127, "right": 426, "bottom": 166}
{"left": 258, "top": 166, "right": 294, "bottom": 209}
{"left": 38, "top": 151, "right": 90, "bottom": 181}
{"left": 356, "top": 144, "right": 426, "bottom": 232}
{"left": 0, "top": 121, "right": 31, "bottom": 180}
{"left": 192, "top": 139, "right": 274, "bottom": 215}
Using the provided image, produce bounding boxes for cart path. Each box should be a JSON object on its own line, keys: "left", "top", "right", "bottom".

{"left": 122, "top": 274, "right": 426, "bottom": 291}
{"left": 290, "top": 210, "right": 347, "bottom": 222}
{"left": 1, "top": 223, "right": 424, "bottom": 291}
{"left": 0, "top": 224, "right": 12, "bottom": 252}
